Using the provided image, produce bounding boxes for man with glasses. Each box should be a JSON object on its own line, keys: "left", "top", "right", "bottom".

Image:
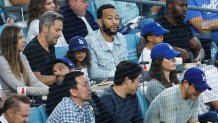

{"left": 47, "top": 71, "right": 95, "bottom": 123}
{"left": 145, "top": 67, "right": 211, "bottom": 123}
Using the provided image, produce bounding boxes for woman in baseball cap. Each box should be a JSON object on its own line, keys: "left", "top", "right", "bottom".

{"left": 65, "top": 36, "right": 90, "bottom": 80}
{"left": 145, "top": 43, "right": 181, "bottom": 103}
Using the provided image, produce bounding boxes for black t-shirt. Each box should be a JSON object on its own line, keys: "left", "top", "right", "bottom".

{"left": 156, "top": 16, "right": 194, "bottom": 51}
{"left": 23, "top": 37, "right": 56, "bottom": 75}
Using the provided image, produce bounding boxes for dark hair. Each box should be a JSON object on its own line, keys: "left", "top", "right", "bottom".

{"left": 214, "top": 60, "right": 218, "bottom": 68}
{"left": 59, "top": 71, "right": 84, "bottom": 97}
{"left": 142, "top": 32, "right": 153, "bottom": 42}
{"left": 114, "top": 60, "right": 142, "bottom": 85}
{"left": 147, "top": 58, "right": 180, "bottom": 88}
{"left": 97, "top": 4, "right": 116, "bottom": 19}
{"left": 27, "top": 0, "right": 60, "bottom": 29}
{"left": 3, "top": 95, "right": 30, "bottom": 113}
{"left": 65, "top": 49, "right": 90, "bottom": 67}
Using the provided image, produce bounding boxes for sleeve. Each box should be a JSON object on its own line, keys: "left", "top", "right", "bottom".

{"left": 120, "top": 35, "right": 128, "bottom": 61}
{"left": 23, "top": 44, "right": 40, "bottom": 72}
{"left": 185, "top": 0, "right": 202, "bottom": 22}
{"left": 0, "top": 56, "right": 25, "bottom": 92}
{"left": 146, "top": 80, "right": 165, "bottom": 103}
{"left": 21, "top": 54, "right": 49, "bottom": 96}
{"left": 159, "top": 98, "right": 177, "bottom": 123}
{"left": 189, "top": 101, "right": 199, "bottom": 121}
{"left": 27, "top": 20, "right": 39, "bottom": 43}
{"left": 85, "top": 36, "right": 112, "bottom": 79}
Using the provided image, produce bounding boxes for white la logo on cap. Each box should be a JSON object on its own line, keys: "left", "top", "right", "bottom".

{"left": 202, "top": 74, "right": 206, "bottom": 81}
{"left": 78, "top": 39, "right": 84, "bottom": 44}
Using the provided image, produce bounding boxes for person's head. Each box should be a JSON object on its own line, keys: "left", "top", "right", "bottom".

{"left": 3, "top": 95, "right": 30, "bottom": 123}
{"left": 66, "top": 36, "right": 90, "bottom": 67}
{"left": 141, "top": 22, "right": 168, "bottom": 45}
{"left": 181, "top": 67, "right": 211, "bottom": 100}
{"left": 149, "top": 43, "right": 181, "bottom": 87}
{"left": 97, "top": 4, "right": 119, "bottom": 36}
{"left": 166, "top": 0, "right": 187, "bottom": 21}
{"left": 114, "top": 60, "right": 142, "bottom": 95}
{"left": 39, "top": 11, "right": 64, "bottom": 45}
{"left": 67, "top": 0, "right": 89, "bottom": 17}
{"left": 52, "top": 58, "right": 75, "bottom": 83}
{"left": 0, "top": 25, "right": 28, "bottom": 83}
{"left": 27, "top": 0, "right": 59, "bottom": 28}
{"left": 61, "top": 71, "right": 92, "bottom": 104}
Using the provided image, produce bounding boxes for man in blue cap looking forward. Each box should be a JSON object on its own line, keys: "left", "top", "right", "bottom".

{"left": 145, "top": 67, "right": 211, "bottom": 123}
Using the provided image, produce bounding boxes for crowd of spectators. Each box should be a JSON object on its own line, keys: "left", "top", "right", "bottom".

{"left": 0, "top": 0, "right": 217, "bottom": 123}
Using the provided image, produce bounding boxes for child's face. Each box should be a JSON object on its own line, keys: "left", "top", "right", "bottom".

{"left": 148, "top": 35, "right": 163, "bottom": 44}
{"left": 74, "top": 49, "right": 87, "bottom": 62}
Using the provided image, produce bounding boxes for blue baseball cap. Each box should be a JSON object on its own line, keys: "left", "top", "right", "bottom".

{"left": 52, "top": 58, "right": 75, "bottom": 69}
{"left": 140, "top": 21, "right": 169, "bottom": 36}
{"left": 69, "top": 36, "right": 88, "bottom": 52}
{"left": 151, "top": 43, "right": 181, "bottom": 59}
{"left": 182, "top": 67, "right": 211, "bottom": 91}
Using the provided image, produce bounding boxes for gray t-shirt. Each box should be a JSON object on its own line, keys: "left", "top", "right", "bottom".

{"left": 144, "top": 85, "right": 199, "bottom": 123}
{"left": 145, "top": 79, "right": 166, "bottom": 104}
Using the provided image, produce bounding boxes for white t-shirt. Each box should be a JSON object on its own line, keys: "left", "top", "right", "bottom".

{"left": 79, "top": 16, "right": 93, "bottom": 34}
{"left": 0, "top": 114, "right": 8, "bottom": 123}
{"left": 106, "top": 41, "right": 114, "bottom": 51}
{"left": 27, "top": 19, "right": 68, "bottom": 47}
{"left": 139, "top": 47, "right": 151, "bottom": 70}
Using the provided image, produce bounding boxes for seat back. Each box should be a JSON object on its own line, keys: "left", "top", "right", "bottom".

{"left": 55, "top": 46, "right": 69, "bottom": 58}
{"left": 28, "top": 107, "right": 43, "bottom": 123}
{"left": 136, "top": 88, "right": 150, "bottom": 119}
{"left": 38, "top": 104, "right": 48, "bottom": 123}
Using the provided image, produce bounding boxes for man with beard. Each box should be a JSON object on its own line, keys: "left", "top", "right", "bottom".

{"left": 23, "top": 11, "right": 64, "bottom": 86}
{"left": 155, "top": 0, "right": 204, "bottom": 62}
{"left": 85, "top": 4, "right": 128, "bottom": 80}
{"left": 145, "top": 67, "right": 211, "bottom": 123}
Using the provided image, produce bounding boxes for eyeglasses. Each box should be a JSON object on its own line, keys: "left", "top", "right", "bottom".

{"left": 191, "top": 84, "right": 203, "bottom": 94}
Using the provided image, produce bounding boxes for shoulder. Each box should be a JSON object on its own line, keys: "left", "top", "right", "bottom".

{"left": 85, "top": 30, "right": 100, "bottom": 43}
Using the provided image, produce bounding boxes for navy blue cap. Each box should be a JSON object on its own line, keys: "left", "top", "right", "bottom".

{"left": 69, "top": 36, "right": 88, "bottom": 52}
{"left": 52, "top": 58, "right": 75, "bottom": 69}
{"left": 182, "top": 67, "right": 211, "bottom": 91}
{"left": 141, "top": 22, "right": 169, "bottom": 36}
{"left": 151, "top": 43, "right": 181, "bottom": 59}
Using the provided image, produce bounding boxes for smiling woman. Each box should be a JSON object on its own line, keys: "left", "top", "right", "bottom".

{"left": 0, "top": 25, "right": 49, "bottom": 97}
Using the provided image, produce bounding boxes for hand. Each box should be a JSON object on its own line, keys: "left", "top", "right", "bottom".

{"left": 5, "top": 17, "right": 14, "bottom": 25}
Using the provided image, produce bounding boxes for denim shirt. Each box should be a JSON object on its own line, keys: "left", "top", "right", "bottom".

{"left": 85, "top": 29, "right": 128, "bottom": 79}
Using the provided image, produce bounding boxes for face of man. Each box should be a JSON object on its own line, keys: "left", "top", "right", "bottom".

{"left": 46, "top": 20, "right": 63, "bottom": 45}
{"left": 172, "top": 0, "right": 187, "bottom": 21}
{"left": 53, "top": 63, "right": 73, "bottom": 83}
{"left": 8, "top": 103, "right": 30, "bottom": 123}
{"left": 17, "top": 30, "right": 25, "bottom": 52}
{"left": 98, "top": 8, "right": 119, "bottom": 35}
{"left": 68, "top": 0, "right": 88, "bottom": 17}
{"left": 127, "top": 74, "right": 141, "bottom": 95}
{"left": 74, "top": 75, "right": 92, "bottom": 102}
{"left": 183, "top": 81, "right": 204, "bottom": 100}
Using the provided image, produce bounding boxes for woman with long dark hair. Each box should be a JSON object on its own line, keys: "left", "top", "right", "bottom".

{"left": 0, "top": 25, "right": 49, "bottom": 96}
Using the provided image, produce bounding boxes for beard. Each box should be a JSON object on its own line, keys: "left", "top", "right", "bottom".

{"left": 102, "top": 22, "right": 118, "bottom": 35}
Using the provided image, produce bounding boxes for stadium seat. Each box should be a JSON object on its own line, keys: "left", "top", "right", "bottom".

{"left": 38, "top": 104, "right": 48, "bottom": 123}
{"left": 55, "top": 46, "right": 69, "bottom": 58}
{"left": 28, "top": 107, "right": 43, "bottom": 123}
{"left": 136, "top": 88, "right": 150, "bottom": 119}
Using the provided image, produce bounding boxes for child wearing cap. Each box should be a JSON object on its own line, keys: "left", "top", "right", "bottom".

{"left": 145, "top": 67, "right": 211, "bottom": 123}
{"left": 139, "top": 21, "right": 169, "bottom": 70}
{"left": 145, "top": 43, "right": 181, "bottom": 103}
{"left": 65, "top": 36, "right": 90, "bottom": 81}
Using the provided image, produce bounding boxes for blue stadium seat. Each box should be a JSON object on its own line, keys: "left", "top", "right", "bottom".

{"left": 88, "top": 0, "right": 97, "bottom": 21}
{"left": 38, "top": 104, "right": 48, "bottom": 123}
{"left": 28, "top": 107, "right": 43, "bottom": 123}
{"left": 55, "top": 46, "right": 69, "bottom": 58}
{"left": 136, "top": 88, "right": 150, "bottom": 119}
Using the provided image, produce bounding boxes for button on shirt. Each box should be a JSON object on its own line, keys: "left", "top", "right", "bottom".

{"left": 47, "top": 97, "right": 95, "bottom": 123}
